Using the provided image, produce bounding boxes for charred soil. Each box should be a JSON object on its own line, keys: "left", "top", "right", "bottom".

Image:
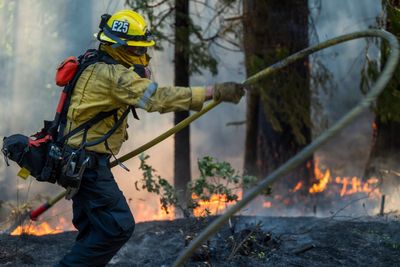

{"left": 0, "top": 216, "right": 399, "bottom": 266}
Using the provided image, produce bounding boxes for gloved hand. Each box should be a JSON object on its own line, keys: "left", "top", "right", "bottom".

{"left": 213, "top": 82, "right": 246, "bottom": 104}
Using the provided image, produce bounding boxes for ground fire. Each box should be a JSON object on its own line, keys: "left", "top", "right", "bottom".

{"left": 306, "top": 158, "right": 381, "bottom": 197}
{"left": 11, "top": 221, "right": 62, "bottom": 236}
{"left": 9, "top": 157, "right": 385, "bottom": 237}
{"left": 10, "top": 216, "right": 71, "bottom": 236}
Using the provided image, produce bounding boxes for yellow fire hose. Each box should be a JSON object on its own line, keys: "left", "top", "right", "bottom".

{"left": 27, "top": 29, "right": 399, "bottom": 266}
{"left": 173, "top": 29, "right": 400, "bottom": 266}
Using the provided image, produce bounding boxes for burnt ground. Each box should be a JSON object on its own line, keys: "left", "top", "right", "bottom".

{"left": 0, "top": 216, "right": 399, "bottom": 267}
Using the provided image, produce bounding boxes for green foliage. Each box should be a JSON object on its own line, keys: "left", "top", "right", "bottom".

{"left": 227, "top": 222, "right": 278, "bottom": 260}
{"left": 137, "top": 154, "right": 179, "bottom": 213}
{"left": 360, "top": 56, "right": 380, "bottom": 95}
{"left": 386, "top": 0, "right": 400, "bottom": 34}
{"left": 137, "top": 154, "right": 258, "bottom": 217}
{"left": 190, "top": 156, "right": 257, "bottom": 208}
{"left": 246, "top": 38, "right": 314, "bottom": 145}
{"left": 185, "top": 17, "right": 219, "bottom": 75}
{"left": 251, "top": 63, "right": 312, "bottom": 144}
{"left": 125, "top": 0, "right": 240, "bottom": 75}
{"left": 361, "top": 1, "right": 400, "bottom": 123}
{"left": 378, "top": 1, "right": 400, "bottom": 122}
{"left": 310, "top": 58, "right": 337, "bottom": 136}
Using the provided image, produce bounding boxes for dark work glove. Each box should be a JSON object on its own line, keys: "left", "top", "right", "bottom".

{"left": 213, "top": 82, "right": 246, "bottom": 104}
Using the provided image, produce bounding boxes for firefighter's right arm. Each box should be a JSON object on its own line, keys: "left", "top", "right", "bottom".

{"left": 109, "top": 65, "right": 245, "bottom": 113}
{"left": 110, "top": 65, "right": 205, "bottom": 113}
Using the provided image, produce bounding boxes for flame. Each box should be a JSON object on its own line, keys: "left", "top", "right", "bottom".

{"left": 12, "top": 154, "right": 384, "bottom": 230}
{"left": 309, "top": 158, "right": 381, "bottom": 197}
{"left": 192, "top": 192, "right": 242, "bottom": 217}
{"left": 263, "top": 201, "right": 272, "bottom": 208}
{"left": 291, "top": 181, "right": 303, "bottom": 192}
{"left": 133, "top": 192, "right": 244, "bottom": 220}
{"left": 11, "top": 221, "right": 63, "bottom": 236}
{"left": 134, "top": 201, "right": 175, "bottom": 222}
{"left": 335, "top": 176, "right": 380, "bottom": 197}
{"left": 309, "top": 169, "right": 331, "bottom": 193}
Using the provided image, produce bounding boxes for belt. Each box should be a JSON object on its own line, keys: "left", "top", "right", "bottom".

{"left": 63, "top": 146, "right": 111, "bottom": 169}
{"left": 84, "top": 150, "right": 111, "bottom": 169}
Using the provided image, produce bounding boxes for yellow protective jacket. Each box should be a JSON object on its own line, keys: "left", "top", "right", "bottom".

{"left": 64, "top": 62, "right": 205, "bottom": 154}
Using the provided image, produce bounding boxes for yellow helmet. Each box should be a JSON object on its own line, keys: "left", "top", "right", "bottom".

{"left": 96, "top": 10, "right": 155, "bottom": 47}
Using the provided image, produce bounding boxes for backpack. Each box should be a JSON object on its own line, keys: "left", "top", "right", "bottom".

{"left": 2, "top": 49, "right": 140, "bottom": 190}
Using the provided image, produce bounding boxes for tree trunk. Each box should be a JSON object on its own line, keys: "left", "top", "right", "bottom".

{"left": 243, "top": 0, "right": 313, "bottom": 200}
{"left": 174, "top": 0, "right": 191, "bottom": 213}
{"left": 364, "top": 0, "right": 400, "bottom": 192}
{"left": 365, "top": 120, "right": 400, "bottom": 175}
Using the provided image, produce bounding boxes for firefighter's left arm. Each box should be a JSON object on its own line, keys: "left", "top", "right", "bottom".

{"left": 111, "top": 67, "right": 207, "bottom": 113}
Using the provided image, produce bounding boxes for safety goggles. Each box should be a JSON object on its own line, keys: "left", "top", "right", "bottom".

{"left": 128, "top": 29, "right": 154, "bottom": 42}
{"left": 124, "top": 46, "right": 148, "bottom": 56}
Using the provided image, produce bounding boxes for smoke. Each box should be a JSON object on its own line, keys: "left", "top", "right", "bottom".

{"left": 0, "top": 0, "right": 394, "bottom": 228}
{"left": 310, "top": 0, "right": 382, "bottom": 122}
{"left": 0, "top": 0, "right": 127, "bottom": 222}
{"left": 309, "top": 4, "right": 381, "bottom": 214}
{"left": 0, "top": 0, "right": 245, "bottom": 224}
{"left": 243, "top": 0, "right": 387, "bottom": 218}
{"left": 290, "top": 0, "right": 387, "bottom": 216}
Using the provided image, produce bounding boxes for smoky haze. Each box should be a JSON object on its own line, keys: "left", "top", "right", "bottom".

{"left": 0, "top": 0, "right": 245, "bottom": 224}
{"left": 0, "top": 0, "right": 392, "bottom": 226}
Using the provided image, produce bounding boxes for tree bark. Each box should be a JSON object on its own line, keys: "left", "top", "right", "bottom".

{"left": 243, "top": 0, "right": 313, "bottom": 199}
{"left": 364, "top": 0, "right": 400, "bottom": 192}
{"left": 174, "top": 0, "right": 191, "bottom": 212}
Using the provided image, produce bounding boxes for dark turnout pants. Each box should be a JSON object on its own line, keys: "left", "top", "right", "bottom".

{"left": 57, "top": 155, "right": 135, "bottom": 267}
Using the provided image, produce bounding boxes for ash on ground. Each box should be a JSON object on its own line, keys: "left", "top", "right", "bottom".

{"left": 0, "top": 215, "right": 399, "bottom": 266}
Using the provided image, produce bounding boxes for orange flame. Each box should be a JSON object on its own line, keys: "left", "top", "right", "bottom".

{"left": 12, "top": 155, "right": 384, "bottom": 232}
{"left": 309, "top": 169, "right": 331, "bottom": 193}
{"left": 309, "top": 158, "right": 381, "bottom": 197}
{"left": 192, "top": 192, "right": 242, "bottom": 217}
{"left": 291, "top": 181, "right": 303, "bottom": 193}
{"left": 11, "top": 221, "right": 63, "bottom": 236}
{"left": 335, "top": 176, "right": 380, "bottom": 197}
{"left": 263, "top": 201, "right": 272, "bottom": 208}
{"left": 134, "top": 201, "right": 175, "bottom": 222}
{"left": 133, "top": 192, "right": 244, "bottom": 220}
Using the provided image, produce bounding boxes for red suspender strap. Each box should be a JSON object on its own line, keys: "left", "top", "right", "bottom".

{"left": 56, "top": 91, "right": 68, "bottom": 114}
{"left": 28, "top": 135, "right": 53, "bottom": 147}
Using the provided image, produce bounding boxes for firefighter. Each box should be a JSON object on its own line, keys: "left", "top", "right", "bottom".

{"left": 57, "top": 10, "right": 245, "bottom": 266}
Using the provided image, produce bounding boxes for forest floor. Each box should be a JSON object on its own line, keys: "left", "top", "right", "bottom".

{"left": 0, "top": 215, "right": 399, "bottom": 266}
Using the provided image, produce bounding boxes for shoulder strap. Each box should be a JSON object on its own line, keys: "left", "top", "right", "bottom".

{"left": 56, "top": 49, "right": 141, "bottom": 148}
{"left": 59, "top": 106, "right": 131, "bottom": 149}
{"left": 84, "top": 107, "right": 131, "bottom": 147}
{"left": 56, "top": 50, "right": 119, "bottom": 143}
{"left": 58, "top": 109, "right": 118, "bottom": 144}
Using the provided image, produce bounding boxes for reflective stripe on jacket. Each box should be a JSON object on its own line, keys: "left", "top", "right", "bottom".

{"left": 65, "top": 62, "right": 205, "bottom": 154}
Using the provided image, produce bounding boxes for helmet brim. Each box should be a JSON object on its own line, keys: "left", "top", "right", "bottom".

{"left": 94, "top": 32, "right": 156, "bottom": 47}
